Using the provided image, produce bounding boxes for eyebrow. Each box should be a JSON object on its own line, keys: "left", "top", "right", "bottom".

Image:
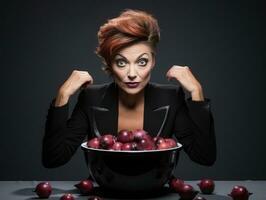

{"left": 115, "top": 53, "right": 148, "bottom": 61}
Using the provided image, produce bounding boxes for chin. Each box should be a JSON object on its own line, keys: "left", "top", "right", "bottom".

{"left": 122, "top": 87, "right": 143, "bottom": 95}
{"left": 118, "top": 83, "right": 145, "bottom": 95}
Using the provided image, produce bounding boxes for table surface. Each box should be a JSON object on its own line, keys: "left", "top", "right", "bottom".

{"left": 0, "top": 181, "right": 265, "bottom": 200}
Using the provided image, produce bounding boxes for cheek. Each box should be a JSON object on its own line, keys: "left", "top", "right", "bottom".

{"left": 138, "top": 67, "right": 152, "bottom": 78}
{"left": 112, "top": 69, "right": 127, "bottom": 80}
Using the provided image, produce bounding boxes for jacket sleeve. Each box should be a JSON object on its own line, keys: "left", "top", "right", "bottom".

{"left": 173, "top": 86, "right": 216, "bottom": 166}
{"left": 42, "top": 89, "right": 89, "bottom": 168}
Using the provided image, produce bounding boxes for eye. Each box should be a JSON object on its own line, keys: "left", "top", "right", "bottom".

{"left": 116, "top": 59, "right": 127, "bottom": 67}
{"left": 138, "top": 58, "right": 148, "bottom": 66}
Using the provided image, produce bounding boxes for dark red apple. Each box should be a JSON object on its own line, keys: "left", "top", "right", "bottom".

{"left": 137, "top": 138, "right": 156, "bottom": 150}
{"left": 154, "top": 136, "right": 165, "bottom": 145}
{"left": 121, "top": 143, "right": 133, "bottom": 150}
{"left": 60, "top": 193, "right": 75, "bottom": 200}
{"left": 99, "top": 134, "right": 115, "bottom": 149}
{"left": 34, "top": 182, "right": 52, "bottom": 198}
{"left": 169, "top": 176, "right": 184, "bottom": 193}
{"left": 157, "top": 141, "right": 171, "bottom": 150}
{"left": 197, "top": 179, "right": 215, "bottom": 194}
{"left": 87, "top": 138, "right": 100, "bottom": 149}
{"left": 132, "top": 129, "right": 149, "bottom": 141}
{"left": 74, "top": 179, "right": 93, "bottom": 195}
{"left": 117, "top": 129, "right": 134, "bottom": 143}
{"left": 178, "top": 184, "right": 199, "bottom": 200}
{"left": 165, "top": 138, "right": 177, "bottom": 148}
{"left": 228, "top": 185, "right": 252, "bottom": 200}
{"left": 110, "top": 142, "right": 123, "bottom": 150}
{"left": 120, "top": 142, "right": 138, "bottom": 151}
{"left": 142, "top": 133, "right": 153, "bottom": 141}
{"left": 131, "top": 142, "right": 138, "bottom": 150}
{"left": 157, "top": 138, "right": 177, "bottom": 149}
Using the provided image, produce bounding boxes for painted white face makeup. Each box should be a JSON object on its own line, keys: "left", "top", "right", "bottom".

{"left": 111, "top": 41, "right": 155, "bottom": 95}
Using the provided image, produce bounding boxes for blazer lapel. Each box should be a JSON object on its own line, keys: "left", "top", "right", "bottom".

{"left": 143, "top": 82, "right": 171, "bottom": 137}
{"left": 89, "top": 82, "right": 119, "bottom": 137}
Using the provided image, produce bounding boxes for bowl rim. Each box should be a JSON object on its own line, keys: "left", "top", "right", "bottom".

{"left": 81, "top": 141, "right": 182, "bottom": 153}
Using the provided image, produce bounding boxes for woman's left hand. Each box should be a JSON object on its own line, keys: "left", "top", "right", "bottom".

{"left": 166, "top": 65, "right": 204, "bottom": 101}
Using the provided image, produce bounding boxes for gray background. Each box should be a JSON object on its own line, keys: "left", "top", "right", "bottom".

{"left": 1, "top": 0, "right": 265, "bottom": 180}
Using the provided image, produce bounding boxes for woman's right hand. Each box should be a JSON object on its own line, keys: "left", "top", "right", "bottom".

{"left": 54, "top": 70, "right": 93, "bottom": 107}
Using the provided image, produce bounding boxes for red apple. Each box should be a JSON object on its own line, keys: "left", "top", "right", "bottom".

{"left": 228, "top": 185, "right": 252, "bottom": 200}
{"left": 142, "top": 133, "right": 153, "bottom": 141}
{"left": 60, "top": 193, "right": 75, "bottom": 200}
{"left": 179, "top": 184, "right": 199, "bottom": 200}
{"left": 169, "top": 176, "right": 184, "bottom": 193}
{"left": 99, "top": 134, "right": 115, "bottom": 149}
{"left": 87, "top": 138, "right": 100, "bottom": 149}
{"left": 117, "top": 130, "right": 134, "bottom": 143}
{"left": 137, "top": 138, "right": 156, "bottom": 150}
{"left": 157, "top": 138, "right": 177, "bottom": 149}
{"left": 121, "top": 143, "right": 132, "bottom": 150}
{"left": 131, "top": 142, "right": 138, "bottom": 150}
{"left": 157, "top": 141, "right": 171, "bottom": 150}
{"left": 120, "top": 142, "right": 138, "bottom": 151}
{"left": 34, "top": 182, "right": 52, "bottom": 198}
{"left": 197, "top": 179, "right": 215, "bottom": 194}
{"left": 154, "top": 136, "right": 165, "bottom": 145}
{"left": 165, "top": 138, "right": 177, "bottom": 148}
{"left": 74, "top": 179, "right": 93, "bottom": 195}
{"left": 110, "top": 142, "right": 123, "bottom": 150}
{"left": 132, "top": 129, "right": 149, "bottom": 141}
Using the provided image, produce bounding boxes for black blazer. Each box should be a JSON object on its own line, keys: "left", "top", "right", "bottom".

{"left": 42, "top": 81, "right": 216, "bottom": 168}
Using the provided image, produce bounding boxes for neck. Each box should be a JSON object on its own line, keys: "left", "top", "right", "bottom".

{"left": 118, "top": 88, "right": 144, "bottom": 109}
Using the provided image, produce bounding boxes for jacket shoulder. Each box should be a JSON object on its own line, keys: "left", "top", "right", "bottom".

{"left": 85, "top": 82, "right": 109, "bottom": 92}
{"left": 148, "top": 82, "right": 185, "bottom": 103}
{"left": 149, "top": 82, "right": 183, "bottom": 93}
{"left": 77, "top": 82, "right": 110, "bottom": 105}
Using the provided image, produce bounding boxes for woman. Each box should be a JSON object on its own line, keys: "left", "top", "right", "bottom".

{"left": 42, "top": 9, "right": 216, "bottom": 168}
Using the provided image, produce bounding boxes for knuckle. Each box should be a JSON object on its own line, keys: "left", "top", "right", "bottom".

{"left": 73, "top": 70, "right": 79, "bottom": 75}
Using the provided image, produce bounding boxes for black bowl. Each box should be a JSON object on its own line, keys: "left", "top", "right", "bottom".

{"left": 81, "top": 142, "right": 182, "bottom": 194}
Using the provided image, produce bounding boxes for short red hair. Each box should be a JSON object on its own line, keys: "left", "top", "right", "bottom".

{"left": 95, "top": 9, "right": 160, "bottom": 75}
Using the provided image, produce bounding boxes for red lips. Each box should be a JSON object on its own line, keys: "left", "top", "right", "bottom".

{"left": 125, "top": 82, "right": 140, "bottom": 88}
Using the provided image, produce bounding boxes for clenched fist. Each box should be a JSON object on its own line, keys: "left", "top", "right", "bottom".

{"left": 166, "top": 65, "right": 204, "bottom": 101}
{"left": 54, "top": 70, "right": 93, "bottom": 107}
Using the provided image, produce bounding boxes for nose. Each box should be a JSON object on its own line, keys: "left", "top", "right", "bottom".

{"left": 127, "top": 65, "right": 137, "bottom": 80}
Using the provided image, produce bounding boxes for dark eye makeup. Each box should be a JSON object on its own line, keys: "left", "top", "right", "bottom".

{"left": 115, "top": 58, "right": 149, "bottom": 67}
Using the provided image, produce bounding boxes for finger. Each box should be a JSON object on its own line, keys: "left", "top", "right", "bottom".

{"left": 80, "top": 76, "right": 93, "bottom": 89}
{"left": 88, "top": 75, "right": 94, "bottom": 85}
{"left": 80, "top": 82, "right": 88, "bottom": 89}
{"left": 184, "top": 65, "right": 191, "bottom": 71}
{"left": 166, "top": 72, "right": 171, "bottom": 81}
{"left": 83, "top": 73, "right": 93, "bottom": 84}
{"left": 166, "top": 69, "right": 172, "bottom": 78}
{"left": 89, "top": 78, "right": 93, "bottom": 85}
{"left": 80, "top": 80, "right": 93, "bottom": 90}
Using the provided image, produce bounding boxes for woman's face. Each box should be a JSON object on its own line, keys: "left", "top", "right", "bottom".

{"left": 110, "top": 41, "right": 155, "bottom": 95}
